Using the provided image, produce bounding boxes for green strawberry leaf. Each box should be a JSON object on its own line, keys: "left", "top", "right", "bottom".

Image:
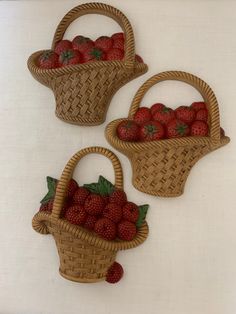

{"left": 98, "top": 176, "right": 115, "bottom": 196}
{"left": 136, "top": 204, "right": 149, "bottom": 228}
{"left": 40, "top": 176, "right": 58, "bottom": 204}
{"left": 83, "top": 182, "right": 100, "bottom": 194}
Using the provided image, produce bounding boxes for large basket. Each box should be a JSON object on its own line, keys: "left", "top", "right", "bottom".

{"left": 27, "top": 3, "right": 148, "bottom": 126}
{"left": 32, "top": 147, "right": 149, "bottom": 283}
{"left": 106, "top": 71, "right": 230, "bottom": 197}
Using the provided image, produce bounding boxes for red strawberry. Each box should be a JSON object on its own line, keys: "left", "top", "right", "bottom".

{"left": 103, "top": 196, "right": 110, "bottom": 205}
{"left": 134, "top": 107, "right": 152, "bottom": 125}
{"left": 38, "top": 50, "right": 59, "bottom": 69}
{"left": 82, "top": 47, "right": 106, "bottom": 63}
{"left": 122, "top": 202, "right": 139, "bottom": 223}
{"left": 95, "top": 36, "right": 113, "bottom": 52}
{"left": 67, "top": 179, "right": 78, "bottom": 198}
{"left": 153, "top": 107, "right": 175, "bottom": 125}
{"left": 191, "top": 101, "right": 206, "bottom": 112}
{"left": 103, "top": 203, "right": 123, "bottom": 223}
{"left": 94, "top": 218, "right": 116, "bottom": 240}
{"left": 113, "top": 38, "right": 124, "bottom": 50}
{"left": 73, "top": 187, "right": 90, "bottom": 205}
{"left": 64, "top": 205, "right": 87, "bottom": 225}
{"left": 59, "top": 49, "right": 81, "bottom": 67}
{"left": 83, "top": 215, "right": 97, "bottom": 231}
{"left": 106, "top": 262, "right": 124, "bottom": 284}
{"left": 117, "top": 120, "right": 139, "bottom": 142}
{"left": 111, "top": 33, "right": 124, "bottom": 41}
{"left": 150, "top": 103, "right": 165, "bottom": 116}
{"left": 190, "top": 121, "right": 209, "bottom": 136}
{"left": 167, "top": 119, "right": 190, "bottom": 138}
{"left": 195, "top": 108, "right": 208, "bottom": 122}
{"left": 72, "top": 35, "right": 94, "bottom": 53}
{"left": 54, "top": 40, "right": 72, "bottom": 55}
{"left": 135, "top": 54, "right": 143, "bottom": 63}
{"left": 175, "top": 106, "right": 196, "bottom": 124}
{"left": 117, "top": 220, "right": 137, "bottom": 241}
{"left": 109, "top": 190, "right": 127, "bottom": 207}
{"left": 84, "top": 194, "right": 105, "bottom": 215}
{"left": 106, "top": 48, "right": 124, "bottom": 61}
{"left": 139, "top": 121, "right": 165, "bottom": 141}
{"left": 220, "top": 127, "right": 225, "bottom": 137}
{"left": 39, "top": 199, "right": 54, "bottom": 212}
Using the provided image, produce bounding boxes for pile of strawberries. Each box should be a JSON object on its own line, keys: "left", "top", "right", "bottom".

{"left": 38, "top": 33, "right": 143, "bottom": 69}
{"left": 39, "top": 176, "right": 148, "bottom": 242}
{"left": 117, "top": 101, "right": 211, "bottom": 142}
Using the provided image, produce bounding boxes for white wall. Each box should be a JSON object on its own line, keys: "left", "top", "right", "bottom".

{"left": 0, "top": 1, "right": 235, "bottom": 313}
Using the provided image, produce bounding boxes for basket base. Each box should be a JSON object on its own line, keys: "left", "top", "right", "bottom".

{"left": 59, "top": 268, "right": 106, "bottom": 283}
{"left": 55, "top": 111, "right": 105, "bottom": 126}
{"left": 132, "top": 180, "right": 184, "bottom": 197}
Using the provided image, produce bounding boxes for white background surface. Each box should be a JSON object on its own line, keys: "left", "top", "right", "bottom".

{"left": 0, "top": 0, "right": 236, "bottom": 313}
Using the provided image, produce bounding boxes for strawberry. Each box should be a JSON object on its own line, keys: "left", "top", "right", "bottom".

{"left": 83, "top": 215, "right": 97, "bottom": 231}
{"left": 59, "top": 49, "right": 81, "bottom": 67}
{"left": 84, "top": 194, "right": 105, "bottom": 215}
{"left": 94, "top": 218, "right": 116, "bottom": 240}
{"left": 73, "top": 187, "right": 90, "bottom": 205}
{"left": 38, "top": 50, "right": 59, "bottom": 69}
{"left": 166, "top": 119, "right": 190, "bottom": 138}
{"left": 106, "top": 48, "right": 124, "bottom": 61}
{"left": 117, "top": 120, "right": 139, "bottom": 142}
{"left": 106, "top": 262, "right": 124, "bottom": 284}
{"left": 135, "top": 54, "right": 143, "bottom": 63}
{"left": 82, "top": 47, "right": 106, "bottom": 63}
{"left": 139, "top": 121, "right": 165, "bottom": 141}
{"left": 72, "top": 35, "right": 94, "bottom": 53}
{"left": 67, "top": 179, "right": 78, "bottom": 198}
{"left": 39, "top": 199, "right": 54, "bottom": 212}
{"left": 54, "top": 40, "right": 72, "bottom": 55}
{"left": 175, "top": 106, "right": 196, "bottom": 124}
{"left": 111, "top": 33, "right": 124, "bottom": 41}
{"left": 195, "top": 108, "right": 208, "bottom": 122}
{"left": 122, "top": 202, "right": 139, "bottom": 223}
{"left": 103, "top": 203, "right": 123, "bottom": 223}
{"left": 113, "top": 38, "right": 124, "bottom": 50}
{"left": 95, "top": 36, "right": 113, "bottom": 52}
{"left": 150, "top": 103, "right": 165, "bottom": 116}
{"left": 103, "top": 196, "right": 110, "bottom": 205}
{"left": 191, "top": 101, "right": 206, "bottom": 112}
{"left": 190, "top": 121, "right": 209, "bottom": 136}
{"left": 133, "top": 107, "right": 152, "bottom": 125}
{"left": 64, "top": 205, "right": 87, "bottom": 225}
{"left": 220, "top": 127, "right": 225, "bottom": 137}
{"left": 117, "top": 220, "right": 137, "bottom": 241}
{"left": 109, "top": 189, "right": 127, "bottom": 207}
{"left": 153, "top": 107, "right": 175, "bottom": 125}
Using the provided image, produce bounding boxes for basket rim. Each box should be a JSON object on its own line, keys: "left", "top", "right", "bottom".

{"left": 105, "top": 118, "right": 230, "bottom": 152}
{"left": 32, "top": 211, "right": 149, "bottom": 252}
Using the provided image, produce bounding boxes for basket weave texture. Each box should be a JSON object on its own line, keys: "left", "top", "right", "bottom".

{"left": 27, "top": 2, "right": 148, "bottom": 126}
{"left": 106, "top": 71, "right": 230, "bottom": 197}
{"left": 32, "top": 147, "right": 149, "bottom": 283}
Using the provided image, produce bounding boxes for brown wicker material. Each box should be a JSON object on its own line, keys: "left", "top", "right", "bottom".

{"left": 27, "top": 3, "right": 148, "bottom": 126}
{"left": 106, "top": 71, "right": 230, "bottom": 197}
{"left": 32, "top": 147, "right": 149, "bottom": 283}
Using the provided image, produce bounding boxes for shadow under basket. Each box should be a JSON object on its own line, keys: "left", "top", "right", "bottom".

{"left": 32, "top": 147, "right": 148, "bottom": 283}
{"left": 106, "top": 71, "right": 230, "bottom": 197}
{"left": 27, "top": 2, "right": 148, "bottom": 126}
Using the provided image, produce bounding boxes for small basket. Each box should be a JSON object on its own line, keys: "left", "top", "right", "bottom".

{"left": 106, "top": 71, "right": 230, "bottom": 197}
{"left": 32, "top": 147, "right": 148, "bottom": 283}
{"left": 27, "top": 2, "right": 148, "bottom": 126}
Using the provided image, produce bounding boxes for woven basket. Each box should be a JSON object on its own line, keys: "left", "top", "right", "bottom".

{"left": 27, "top": 2, "right": 148, "bottom": 126}
{"left": 32, "top": 147, "right": 149, "bottom": 283}
{"left": 106, "top": 71, "right": 230, "bottom": 197}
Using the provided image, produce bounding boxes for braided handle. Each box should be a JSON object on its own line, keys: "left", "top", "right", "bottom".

{"left": 128, "top": 71, "right": 221, "bottom": 143}
{"left": 51, "top": 147, "right": 123, "bottom": 219}
{"left": 51, "top": 2, "right": 135, "bottom": 63}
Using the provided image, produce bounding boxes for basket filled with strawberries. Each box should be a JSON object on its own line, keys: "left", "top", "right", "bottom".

{"left": 32, "top": 147, "right": 149, "bottom": 283}
{"left": 106, "top": 71, "right": 230, "bottom": 197}
{"left": 27, "top": 2, "right": 147, "bottom": 126}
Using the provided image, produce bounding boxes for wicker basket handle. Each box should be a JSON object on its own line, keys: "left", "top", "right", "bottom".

{"left": 51, "top": 2, "right": 135, "bottom": 64}
{"left": 51, "top": 147, "right": 123, "bottom": 219}
{"left": 128, "top": 71, "right": 221, "bottom": 143}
